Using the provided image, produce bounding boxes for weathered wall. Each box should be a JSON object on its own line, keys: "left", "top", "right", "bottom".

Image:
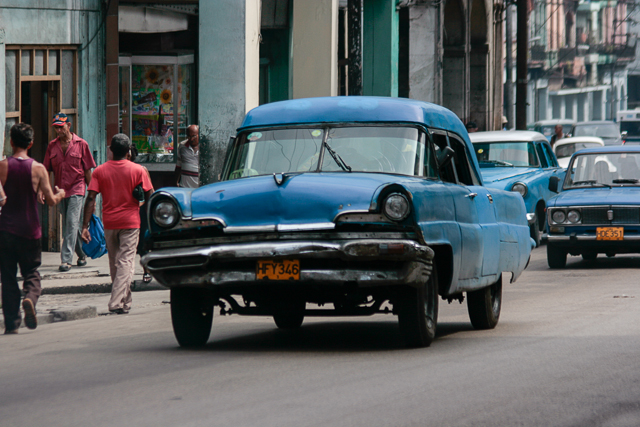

{"left": 198, "top": 0, "right": 260, "bottom": 185}
{"left": 0, "top": 0, "right": 106, "bottom": 163}
{"left": 408, "top": 4, "right": 439, "bottom": 103}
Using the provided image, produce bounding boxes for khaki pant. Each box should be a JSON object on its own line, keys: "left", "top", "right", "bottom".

{"left": 105, "top": 229, "right": 139, "bottom": 311}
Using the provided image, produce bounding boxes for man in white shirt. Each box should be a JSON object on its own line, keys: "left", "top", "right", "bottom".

{"left": 174, "top": 125, "right": 199, "bottom": 188}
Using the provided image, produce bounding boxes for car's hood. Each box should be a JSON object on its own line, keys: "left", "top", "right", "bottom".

{"left": 549, "top": 186, "right": 640, "bottom": 207}
{"left": 188, "top": 173, "right": 412, "bottom": 227}
{"left": 480, "top": 167, "right": 538, "bottom": 184}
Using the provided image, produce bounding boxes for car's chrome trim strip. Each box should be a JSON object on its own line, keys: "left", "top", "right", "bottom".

{"left": 276, "top": 223, "right": 335, "bottom": 231}
{"left": 224, "top": 225, "right": 277, "bottom": 233}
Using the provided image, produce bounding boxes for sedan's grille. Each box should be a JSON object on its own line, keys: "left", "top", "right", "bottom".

{"left": 581, "top": 207, "right": 640, "bottom": 225}
{"left": 582, "top": 208, "right": 609, "bottom": 224}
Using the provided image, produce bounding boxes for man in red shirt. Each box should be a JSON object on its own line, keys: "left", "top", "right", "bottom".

{"left": 81, "top": 134, "right": 153, "bottom": 314}
{"left": 43, "top": 113, "right": 96, "bottom": 271}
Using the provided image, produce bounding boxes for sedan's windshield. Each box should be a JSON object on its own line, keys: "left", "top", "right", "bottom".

{"left": 565, "top": 152, "right": 640, "bottom": 188}
{"left": 573, "top": 124, "right": 620, "bottom": 138}
{"left": 226, "top": 126, "right": 425, "bottom": 179}
{"left": 473, "top": 142, "right": 539, "bottom": 167}
{"left": 555, "top": 142, "right": 602, "bottom": 159}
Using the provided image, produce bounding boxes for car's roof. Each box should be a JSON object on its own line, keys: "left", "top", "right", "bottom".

{"left": 469, "top": 130, "right": 548, "bottom": 143}
{"left": 572, "top": 120, "right": 617, "bottom": 126}
{"left": 572, "top": 145, "right": 640, "bottom": 155}
{"left": 238, "top": 96, "right": 468, "bottom": 137}
{"left": 554, "top": 136, "right": 605, "bottom": 147}
{"left": 533, "top": 119, "right": 576, "bottom": 126}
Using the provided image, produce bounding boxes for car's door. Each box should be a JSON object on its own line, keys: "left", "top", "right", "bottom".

{"left": 447, "top": 132, "right": 500, "bottom": 279}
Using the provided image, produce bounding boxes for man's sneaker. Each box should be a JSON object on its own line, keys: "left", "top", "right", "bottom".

{"left": 109, "top": 308, "right": 129, "bottom": 315}
{"left": 22, "top": 298, "right": 37, "bottom": 330}
{"left": 77, "top": 257, "right": 87, "bottom": 267}
{"left": 58, "top": 263, "right": 71, "bottom": 272}
{"left": 4, "top": 329, "right": 18, "bottom": 335}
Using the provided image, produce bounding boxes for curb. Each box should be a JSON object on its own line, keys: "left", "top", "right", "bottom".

{"left": 42, "top": 280, "right": 167, "bottom": 295}
{"left": 0, "top": 306, "right": 97, "bottom": 331}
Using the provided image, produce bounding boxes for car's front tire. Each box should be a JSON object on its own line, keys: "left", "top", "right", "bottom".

{"left": 530, "top": 216, "right": 541, "bottom": 247}
{"left": 467, "top": 275, "right": 502, "bottom": 330}
{"left": 582, "top": 251, "right": 597, "bottom": 261}
{"left": 273, "top": 300, "right": 305, "bottom": 329}
{"left": 396, "top": 264, "right": 439, "bottom": 348}
{"left": 171, "top": 287, "right": 214, "bottom": 347}
{"left": 547, "top": 244, "right": 567, "bottom": 268}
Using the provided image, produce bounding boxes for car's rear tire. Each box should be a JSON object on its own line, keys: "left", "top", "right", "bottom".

{"left": 171, "top": 287, "right": 214, "bottom": 347}
{"left": 582, "top": 251, "right": 597, "bottom": 261}
{"left": 396, "top": 264, "right": 439, "bottom": 348}
{"left": 273, "top": 300, "right": 305, "bottom": 329}
{"left": 547, "top": 244, "right": 567, "bottom": 268}
{"left": 530, "top": 216, "right": 541, "bottom": 247}
{"left": 467, "top": 275, "right": 502, "bottom": 330}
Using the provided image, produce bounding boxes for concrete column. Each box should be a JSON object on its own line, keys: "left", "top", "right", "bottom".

{"left": 363, "top": 0, "right": 399, "bottom": 96}
{"left": 408, "top": 4, "right": 438, "bottom": 102}
{"left": 0, "top": 27, "right": 5, "bottom": 156}
{"left": 198, "top": 0, "right": 260, "bottom": 185}
{"left": 571, "top": 95, "right": 578, "bottom": 120}
{"left": 291, "top": 0, "right": 338, "bottom": 98}
{"left": 560, "top": 96, "right": 566, "bottom": 118}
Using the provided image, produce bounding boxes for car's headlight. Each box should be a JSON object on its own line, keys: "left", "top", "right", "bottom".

{"left": 551, "top": 210, "right": 566, "bottom": 224}
{"left": 567, "top": 209, "right": 581, "bottom": 224}
{"left": 382, "top": 193, "right": 410, "bottom": 221}
{"left": 153, "top": 200, "right": 180, "bottom": 228}
{"left": 511, "top": 182, "right": 528, "bottom": 197}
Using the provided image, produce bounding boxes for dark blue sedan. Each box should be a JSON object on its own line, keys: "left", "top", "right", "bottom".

{"left": 546, "top": 145, "right": 640, "bottom": 268}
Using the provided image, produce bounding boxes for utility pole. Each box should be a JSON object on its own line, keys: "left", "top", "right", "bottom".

{"left": 515, "top": 0, "right": 528, "bottom": 129}
{"left": 348, "top": 0, "right": 363, "bottom": 96}
{"left": 505, "top": 3, "right": 513, "bottom": 129}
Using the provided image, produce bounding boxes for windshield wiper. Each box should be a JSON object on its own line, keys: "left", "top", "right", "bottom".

{"left": 324, "top": 141, "right": 352, "bottom": 172}
{"left": 613, "top": 178, "right": 639, "bottom": 184}
{"left": 572, "top": 180, "right": 612, "bottom": 188}
{"left": 480, "top": 159, "right": 514, "bottom": 167}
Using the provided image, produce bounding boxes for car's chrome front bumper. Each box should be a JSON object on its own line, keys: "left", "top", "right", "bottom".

{"left": 141, "top": 239, "right": 434, "bottom": 289}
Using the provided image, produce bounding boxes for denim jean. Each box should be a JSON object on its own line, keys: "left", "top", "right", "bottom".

{"left": 60, "top": 195, "right": 86, "bottom": 264}
{"left": 0, "top": 231, "right": 42, "bottom": 332}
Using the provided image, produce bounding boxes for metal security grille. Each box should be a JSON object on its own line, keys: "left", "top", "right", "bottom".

{"left": 581, "top": 207, "right": 640, "bottom": 225}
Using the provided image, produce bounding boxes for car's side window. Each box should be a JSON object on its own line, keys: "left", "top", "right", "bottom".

{"left": 423, "top": 133, "right": 439, "bottom": 179}
{"left": 535, "top": 144, "right": 549, "bottom": 168}
{"left": 542, "top": 143, "right": 559, "bottom": 167}
{"left": 448, "top": 133, "right": 481, "bottom": 186}
{"left": 430, "top": 131, "right": 458, "bottom": 183}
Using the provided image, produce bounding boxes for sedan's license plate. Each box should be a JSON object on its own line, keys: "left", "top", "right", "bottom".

{"left": 257, "top": 259, "right": 300, "bottom": 280}
{"left": 596, "top": 227, "right": 624, "bottom": 240}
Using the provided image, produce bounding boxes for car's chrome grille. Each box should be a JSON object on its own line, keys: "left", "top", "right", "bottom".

{"left": 581, "top": 207, "right": 640, "bottom": 225}
{"left": 582, "top": 208, "right": 609, "bottom": 224}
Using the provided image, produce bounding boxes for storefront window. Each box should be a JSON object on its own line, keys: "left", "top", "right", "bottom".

{"left": 119, "top": 55, "right": 194, "bottom": 165}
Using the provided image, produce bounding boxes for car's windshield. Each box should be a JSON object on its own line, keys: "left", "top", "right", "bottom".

{"left": 565, "top": 152, "right": 640, "bottom": 188}
{"left": 573, "top": 124, "right": 620, "bottom": 138}
{"left": 226, "top": 126, "right": 425, "bottom": 179}
{"left": 539, "top": 124, "right": 572, "bottom": 137}
{"left": 555, "top": 142, "right": 602, "bottom": 159}
{"left": 620, "top": 121, "right": 640, "bottom": 137}
{"left": 473, "top": 141, "right": 539, "bottom": 167}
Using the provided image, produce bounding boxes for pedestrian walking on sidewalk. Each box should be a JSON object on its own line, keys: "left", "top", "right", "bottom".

{"left": 81, "top": 134, "right": 153, "bottom": 314}
{"left": 0, "top": 123, "right": 65, "bottom": 334}
{"left": 174, "top": 124, "right": 200, "bottom": 188}
{"left": 43, "top": 112, "right": 97, "bottom": 272}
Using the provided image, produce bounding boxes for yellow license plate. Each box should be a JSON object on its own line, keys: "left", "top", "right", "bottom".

{"left": 596, "top": 227, "right": 624, "bottom": 241}
{"left": 256, "top": 259, "right": 300, "bottom": 280}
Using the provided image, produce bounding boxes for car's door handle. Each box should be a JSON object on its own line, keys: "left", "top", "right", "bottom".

{"left": 466, "top": 192, "right": 477, "bottom": 199}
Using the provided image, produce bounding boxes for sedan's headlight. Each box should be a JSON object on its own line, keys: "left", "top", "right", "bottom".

{"left": 383, "top": 193, "right": 410, "bottom": 221}
{"left": 567, "top": 209, "right": 581, "bottom": 224}
{"left": 511, "top": 182, "right": 528, "bottom": 197}
{"left": 153, "top": 200, "right": 180, "bottom": 228}
{"left": 551, "top": 210, "right": 566, "bottom": 224}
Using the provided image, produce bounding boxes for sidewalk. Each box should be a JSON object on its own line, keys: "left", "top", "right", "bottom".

{"left": 1, "top": 251, "right": 167, "bottom": 331}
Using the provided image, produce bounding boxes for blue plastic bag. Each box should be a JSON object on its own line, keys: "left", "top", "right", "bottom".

{"left": 82, "top": 214, "right": 108, "bottom": 259}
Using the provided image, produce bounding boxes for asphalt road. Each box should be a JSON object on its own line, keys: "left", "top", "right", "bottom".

{"left": 2, "top": 246, "right": 640, "bottom": 427}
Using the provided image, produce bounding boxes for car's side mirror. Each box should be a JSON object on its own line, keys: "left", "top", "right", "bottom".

{"left": 549, "top": 176, "right": 560, "bottom": 193}
{"left": 437, "top": 146, "right": 456, "bottom": 170}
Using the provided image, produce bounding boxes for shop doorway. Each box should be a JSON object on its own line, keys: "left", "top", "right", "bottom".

{"left": 20, "top": 80, "right": 62, "bottom": 251}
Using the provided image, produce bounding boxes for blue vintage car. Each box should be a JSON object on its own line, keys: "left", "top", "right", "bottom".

{"left": 546, "top": 145, "right": 640, "bottom": 268}
{"left": 470, "top": 131, "right": 565, "bottom": 246}
{"left": 142, "top": 97, "right": 532, "bottom": 348}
